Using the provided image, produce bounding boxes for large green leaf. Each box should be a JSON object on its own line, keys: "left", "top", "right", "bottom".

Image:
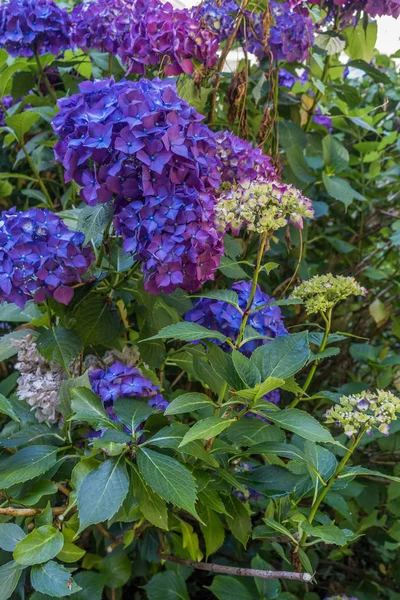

{"left": 0, "top": 524, "right": 25, "bottom": 552}
{"left": 164, "top": 392, "right": 214, "bottom": 415}
{"left": 0, "top": 445, "right": 58, "bottom": 488}
{"left": 232, "top": 350, "right": 261, "bottom": 388}
{"left": 0, "top": 301, "right": 41, "bottom": 323}
{"left": 137, "top": 448, "right": 198, "bottom": 518}
{"left": 179, "top": 417, "right": 235, "bottom": 448}
{"left": 37, "top": 327, "right": 82, "bottom": 372}
{"left": 199, "top": 505, "right": 225, "bottom": 560}
{"left": 71, "top": 387, "right": 115, "bottom": 430}
{"left": 322, "top": 135, "right": 349, "bottom": 173}
{"left": 143, "top": 571, "right": 189, "bottom": 600}
{"left": 0, "top": 561, "right": 23, "bottom": 600}
{"left": 225, "top": 496, "right": 252, "bottom": 548}
{"left": 113, "top": 398, "right": 153, "bottom": 433}
{"left": 30, "top": 561, "right": 81, "bottom": 597}
{"left": 206, "top": 576, "right": 254, "bottom": 600}
{"left": 322, "top": 173, "right": 359, "bottom": 208}
{"left": 251, "top": 332, "right": 310, "bottom": 380}
{"left": 144, "top": 322, "right": 227, "bottom": 343}
{"left": 77, "top": 457, "right": 129, "bottom": 532}
{"left": 13, "top": 526, "right": 63, "bottom": 566}
{"left": 74, "top": 295, "right": 121, "bottom": 346}
{"left": 190, "top": 290, "right": 239, "bottom": 308}
{"left": 77, "top": 202, "right": 113, "bottom": 244}
{"left": 267, "top": 409, "right": 334, "bottom": 444}
{"left": 5, "top": 111, "right": 40, "bottom": 141}
{"left": 343, "top": 21, "right": 377, "bottom": 62}
{"left": 0, "top": 393, "right": 19, "bottom": 422}
{"left": 131, "top": 468, "right": 169, "bottom": 530}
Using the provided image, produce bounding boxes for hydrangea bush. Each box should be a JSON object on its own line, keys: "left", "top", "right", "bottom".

{"left": 0, "top": 0, "right": 399, "bottom": 599}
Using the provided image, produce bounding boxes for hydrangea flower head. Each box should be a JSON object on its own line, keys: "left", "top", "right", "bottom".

{"left": 215, "top": 131, "right": 277, "bottom": 185}
{"left": 215, "top": 179, "right": 314, "bottom": 234}
{"left": 291, "top": 274, "right": 367, "bottom": 315}
{"left": 0, "top": 0, "right": 70, "bottom": 57}
{"left": 185, "top": 280, "right": 287, "bottom": 355}
{"left": 89, "top": 361, "right": 168, "bottom": 424}
{"left": 325, "top": 595, "right": 359, "bottom": 600}
{"left": 52, "top": 77, "right": 223, "bottom": 295}
{"left": 304, "top": 0, "right": 399, "bottom": 20}
{"left": 325, "top": 390, "right": 400, "bottom": 437}
{"left": 0, "top": 208, "right": 94, "bottom": 308}
{"left": 194, "top": 0, "right": 238, "bottom": 41}
{"left": 71, "top": 0, "right": 218, "bottom": 76}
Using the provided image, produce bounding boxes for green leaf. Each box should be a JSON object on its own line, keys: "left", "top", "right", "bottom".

{"left": 232, "top": 350, "right": 261, "bottom": 388}
{"left": 343, "top": 21, "right": 377, "bottom": 62}
{"left": 206, "top": 576, "right": 254, "bottom": 600}
{"left": 207, "top": 344, "right": 244, "bottom": 390}
{"left": 0, "top": 330, "right": 38, "bottom": 362}
{"left": 143, "top": 571, "right": 189, "bottom": 600}
{"left": 13, "top": 526, "right": 63, "bottom": 566}
{"left": 0, "top": 561, "right": 23, "bottom": 600}
{"left": 314, "top": 33, "right": 346, "bottom": 55}
{"left": 137, "top": 448, "right": 198, "bottom": 518}
{"left": 266, "top": 409, "right": 334, "bottom": 444}
{"left": 0, "top": 393, "right": 19, "bottom": 421}
{"left": 56, "top": 541, "right": 86, "bottom": 563}
{"left": 77, "top": 202, "right": 113, "bottom": 244}
{"left": 37, "top": 327, "right": 82, "bottom": 372}
{"left": 322, "top": 174, "right": 359, "bottom": 208}
{"left": 31, "top": 561, "right": 81, "bottom": 597}
{"left": 0, "top": 445, "right": 58, "bottom": 488}
{"left": 143, "top": 322, "right": 227, "bottom": 343}
{"left": 242, "top": 441, "right": 308, "bottom": 463}
{"left": 113, "top": 398, "right": 153, "bottom": 432}
{"left": 251, "top": 332, "right": 310, "bottom": 380}
{"left": 0, "top": 301, "right": 41, "bottom": 322}
{"left": 131, "top": 468, "right": 169, "bottom": 530}
{"left": 225, "top": 419, "right": 284, "bottom": 446}
{"left": 164, "top": 392, "right": 214, "bottom": 415}
{"left": 5, "top": 111, "right": 40, "bottom": 140}
{"left": 339, "top": 466, "right": 400, "bottom": 484}
{"left": 225, "top": 496, "right": 251, "bottom": 548}
{"left": 278, "top": 121, "right": 307, "bottom": 150}
{"left": 301, "top": 522, "right": 348, "bottom": 546}
{"left": 322, "top": 135, "right": 349, "bottom": 173}
{"left": 285, "top": 145, "right": 316, "bottom": 183}
{"left": 179, "top": 417, "right": 235, "bottom": 447}
{"left": 0, "top": 62, "right": 31, "bottom": 96}
{"left": 71, "top": 387, "right": 115, "bottom": 430}
{"left": 0, "top": 524, "right": 25, "bottom": 552}
{"left": 190, "top": 290, "right": 239, "bottom": 308}
{"left": 263, "top": 518, "right": 297, "bottom": 543}
{"left": 199, "top": 506, "right": 225, "bottom": 559}
{"left": 348, "top": 59, "right": 391, "bottom": 84}
{"left": 74, "top": 296, "right": 121, "bottom": 346}
{"left": 77, "top": 457, "right": 129, "bottom": 532}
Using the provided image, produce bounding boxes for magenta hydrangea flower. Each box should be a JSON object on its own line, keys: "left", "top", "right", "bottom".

{"left": 215, "top": 130, "right": 277, "bottom": 185}
{"left": 52, "top": 77, "right": 224, "bottom": 295}
{"left": 0, "top": 208, "right": 94, "bottom": 308}
{"left": 70, "top": 0, "right": 218, "bottom": 76}
{"left": 0, "top": 0, "right": 70, "bottom": 57}
{"left": 89, "top": 360, "right": 168, "bottom": 414}
{"left": 185, "top": 280, "right": 287, "bottom": 356}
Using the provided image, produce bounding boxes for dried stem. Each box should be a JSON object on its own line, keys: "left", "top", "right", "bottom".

{"left": 160, "top": 554, "right": 312, "bottom": 582}
{"left": 0, "top": 506, "right": 66, "bottom": 516}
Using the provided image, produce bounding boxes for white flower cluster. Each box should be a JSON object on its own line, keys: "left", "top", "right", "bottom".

{"left": 325, "top": 389, "right": 400, "bottom": 437}
{"left": 12, "top": 333, "right": 66, "bottom": 424}
{"left": 291, "top": 274, "right": 367, "bottom": 315}
{"left": 215, "top": 179, "right": 314, "bottom": 234}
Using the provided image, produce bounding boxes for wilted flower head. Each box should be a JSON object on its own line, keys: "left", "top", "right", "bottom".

{"left": 325, "top": 389, "right": 400, "bottom": 437}
{"left": 12, "top": 333, "right": 65, "bottom": 424}
{"left": 185, "top": 280, "right": 287, "bottom": 355}
{"left": 71, "top": 0, "right": 218, "bottom": 76}
{"left": 215, "top": 179, "right": 314, "bottom": 234}
{"left": 291, "top": 274, "right": 367, "bottom": 315}
{"left": 89, "top": 361, "right": 168, "bottom": 421}
{"left": 215, "top": 131, "right": 277, "bottom": 185}
{"left": 0, "top": 208, "right": 94, "bottom": 308}
{"left": 0, "top": 0, "right": 70, "bottom": 57}
{"left": 52, "top": 77, "right": 223, "bottom": 295}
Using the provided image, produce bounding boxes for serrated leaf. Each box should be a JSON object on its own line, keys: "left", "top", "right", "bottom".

{"left": 6, "top": 111, "right": 40, "bottom": 140}
{"left": 232, "top": 350, "right": 261, "bottom": 388}
{"left": 179, "top": 417, "right": 235, "bottom": 447}
{"left": 0, "top": 561, "right": 23, "bottom": 600}
{"left": 0, "top": 445, "right": 58, "bottom": 489}
{"left": 77, "top": 202, "right": 113, "bottom": 244}
{"left": 113, "top": 398, "right": 153, "bottom": 433}
{"left": 77, "top": 457, "right": 129, "bottom": 532}
{"left": 301, "top": 522, "right": 348, "bottom": 546}
{"left": 251, "top": 332, "right": 310, "bottom": 380}
{"left": 137, "top": 448, "right": 198, "bottom": 518}
{"left": 131, "top": 468, "right": 169, "bottom": 530}
{"left": 74, "top": 296, "right": 121, "bottom": 346}
{"left": 143, "top": 322, "right": 227, "bottom": 343}
{"left": 143, "top": 571, "right": 189, "bottom": 600}
{"left": 225, "top": 496, "right": 251, "bottom": 548}
{"left": 71, "top": 387, "right": 115, "bottom": 430}
{"left": 0, "top": 393, "right": 19, "bottom": 421}
{"left": 31, "top": 561, "right": 81, "bottom": 597}
{"left": 37, "top": 327, "right": 82, "bottom": 372}
{"left": 164, "top": 392, "right": 214, "bottom": 415}
{"left": 267, "top": 409, "right": 334, "bottom": 444}
{"left": 339, "top": 466, "right": 400, "bottom": 484}
{"left": 190, "top": 290, "right": 239, "bottom": 308}
{"left": 13, "top": 526, "right": 63, "bottom": 566}
{"left": 0, "top": 524, "right": 25, "bottom": 552}
{"left": 0, "top": 301, "right": 41, "bottom": 322}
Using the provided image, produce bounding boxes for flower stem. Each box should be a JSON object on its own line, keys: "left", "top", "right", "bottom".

{"left": 235, "top": 233, "right": 268, "bottom": 348}
{"left": 300, "top": 430, "right": 364, "bottom": 547}
{"left": 34, "top": 52, "right": 58, "bottom": 105}
{"left": 289, "top": 307, "right": 332, "bottom": 408}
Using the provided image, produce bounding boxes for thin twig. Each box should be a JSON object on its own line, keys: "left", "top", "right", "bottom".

{"left": 160, "top": 555, "right": 312, "bottom": 582}
{"left": 0, "top": 506, "right": 66, "bottom": 516}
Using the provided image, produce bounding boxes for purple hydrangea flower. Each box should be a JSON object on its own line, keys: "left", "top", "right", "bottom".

{"left": 215, "top": 130, "right": 277, "bottom": 185}
{"left": 0, "top": 0, "right": 70, "bottom": 57}
{"left": 89, "top": 361, "right": 168, "bottom": 426}
{"left": 70, "top": 0, "right": 218, "bottom": 76}
{"left": 313, "top": 107, "right": 333, "bottom": 131}
{"left": 185, "top": 280, "right": 287, "bottom": 356}
{"left": 193, "top": 0, "right": 238, "bottom": 42}
{"left": 0, "top": 208, "right": 94, "bottom": 308}
{"left": 306, "top": 0, "right": 400, "bottom": 20}
{"left": 279, "top": 69, "right": 296, "bottom": 89}
{"left": 52, "top": 77, "right": 224, "bottom": 295}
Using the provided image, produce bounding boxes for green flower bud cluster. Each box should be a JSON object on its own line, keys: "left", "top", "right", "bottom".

{"left": 215, "top": 179, "right": 314, "bottom": 234}
{"left": 325, "top": 389, "right": 400, "bottom": 438}
{"left": 291, "top": 274, "right": 367, "bottom": 315}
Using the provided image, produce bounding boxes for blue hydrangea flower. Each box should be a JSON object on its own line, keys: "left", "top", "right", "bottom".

{"left": 0, "top": 0, "right": 70, "bottom": 57}
{"left": 52, "top": 77, "right": 224, "bottom": 295}
{"left": 185, "top": 280, "right": 287, "bottom": 356}
{"left": 0, "top": 208, "right": 94, "bottom": 308}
